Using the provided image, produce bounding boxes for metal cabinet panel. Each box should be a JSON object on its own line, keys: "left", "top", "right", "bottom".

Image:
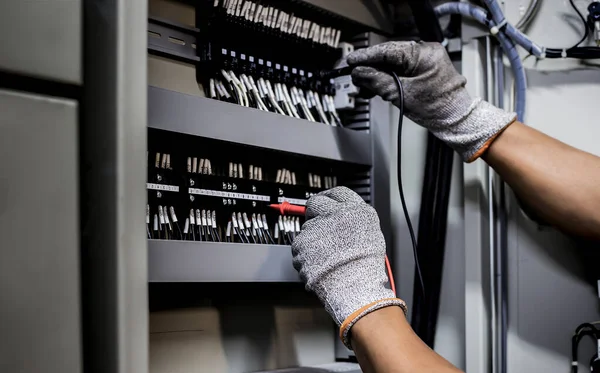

{"left": 0, "top": 90, "right": 80, "bottom": 373}
{"left": 0, "top": 0, "right": 81, "bottom": 84}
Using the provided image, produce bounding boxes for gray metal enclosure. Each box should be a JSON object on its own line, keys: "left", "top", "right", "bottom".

{"left": 0, "top": 0, "right": 148, "bottom": 372}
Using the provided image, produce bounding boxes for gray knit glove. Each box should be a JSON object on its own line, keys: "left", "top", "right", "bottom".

{"left": 347, "top": 41, "right": 517, "bottom": 162}
{"left": 291, "top": 187, "right": 406, "bottom": 349}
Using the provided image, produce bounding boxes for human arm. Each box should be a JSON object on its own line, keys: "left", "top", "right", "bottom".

{"left": 291, "top": 187, "right": 464, "bottom": 373}
{"left": 347, "top": 41, "right": 600, "bottom": 238}
{"left": 484, "top": 121, "right": 600, "bottom": 238}
{"left": 352, "top": 307, "right": 462, "bottom": 373}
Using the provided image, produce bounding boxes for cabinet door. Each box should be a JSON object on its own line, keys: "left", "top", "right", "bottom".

{"left": 0, "top": 89, "right": 81, "bottom": 373}
{"left": 0, "top": 0, "right": 81, "bottom": 84}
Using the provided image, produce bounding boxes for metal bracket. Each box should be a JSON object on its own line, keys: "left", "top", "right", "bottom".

{"left": 148, "top": 16, "right": 199, "bottom": 64}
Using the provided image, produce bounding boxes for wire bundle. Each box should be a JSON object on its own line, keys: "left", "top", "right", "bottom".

{"left": 183, "top": 209, "right": 222, "bottom": 242}
{"left": 545, "top": 0, "right": 600, "bottom": 58}
{"left": 213, "top": 0, "right": 341, "bottom": 49}
{"left": 208, "top": 70, "right": 342, "bottom": 126}
{"left": 148, "top": 151, "right": 182, "bottom": 240}
{"left": 199, "top": 0, "right": 346, "bottom": 126}
{"left": 223, "top": 211, "right": 294, "bottom": 245}
{"left": 147, "top": 204, "right": 184, "bottom": 240}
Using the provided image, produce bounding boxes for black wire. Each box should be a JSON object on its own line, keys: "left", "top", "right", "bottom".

{"left": 391, "top": 71, "right": 426, "bottom": 297}
{"left": 571, "top": 323, "right": 600, "bottom": 373}
{"left": 569, "top": 0, "right": 589, "bottom": 49}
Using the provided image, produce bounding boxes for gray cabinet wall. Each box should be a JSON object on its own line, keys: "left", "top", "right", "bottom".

{"left": 0, "top": 0, "right": 81, "bottom": 84}
{"left": 0, "top": 89, "right": 81, "bottom": 373}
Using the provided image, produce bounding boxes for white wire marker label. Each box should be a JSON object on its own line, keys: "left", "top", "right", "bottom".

{"left": 188, "top": 188, "right": 270, "bottom": 202}
{"left": 147, "top": 183, "right": 179, "bottom": 192}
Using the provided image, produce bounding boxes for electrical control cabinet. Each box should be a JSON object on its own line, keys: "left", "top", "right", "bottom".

{"left": 5, "top": 2, "right": 600, "bottom": 373}
{"left": 146, "top": 1, "right": 393, "bottom": 370}
{"left": 146, "top": 1, "right": 393, "bottom": 287}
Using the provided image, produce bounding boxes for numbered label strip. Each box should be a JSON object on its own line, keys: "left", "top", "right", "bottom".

{"left": 189, "top": 188, "right": 270, "bottom": 202}
{"left": 278, "top": 197, "right": 307, "bottom": 206}
{"left": 147, "top": 183, "right": 180, "bottom": 192}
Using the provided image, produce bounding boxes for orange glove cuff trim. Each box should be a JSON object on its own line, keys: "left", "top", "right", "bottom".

{"left": 339, "top": 298, "right": 407, "bottom": 349}
{"left": 467, "top": 118, "right": 518, "bottom": 163}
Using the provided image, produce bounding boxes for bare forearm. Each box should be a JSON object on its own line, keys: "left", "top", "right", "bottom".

{"left": 484, "top": 121, "right": 600, "bottom": 238}
{"left": 351, "top": 307, "right": 462, "bottom": 373}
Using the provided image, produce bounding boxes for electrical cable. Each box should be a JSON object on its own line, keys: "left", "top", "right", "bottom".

{"left": 435, "top": 3, "right": 527, "bottom": 121}
{"left": 572, "top": 322, "right": 600, "bottom": 373}
{"left": 391, "top": 71, "right": 425, "bottom": 297}
{"left": 439, "top": 1, "right": 600, "bottom": 60}
{"left": 568, "top": 0, "right": 590, "bottom": 49}
{"left": 409, "top": 0, "right": 454, "bottom": 349}
{"left": 514, "top": 0, "right": 541, "bottom": 31}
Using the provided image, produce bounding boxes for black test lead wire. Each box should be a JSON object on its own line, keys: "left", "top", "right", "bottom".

{"left": 391, "top": 71, "right": 425, "bottom": 297}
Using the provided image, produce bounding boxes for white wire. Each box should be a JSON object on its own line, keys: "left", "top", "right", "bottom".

{"left": 229, "top": 71, "right": 248, "bottom": 107}
{"left": 312, "top": 91, "right": 330, "bottom": 125}
{"left": 274, "top": 83, "right": 290, "bottom": 115}
{"left": 221, "top": 70, "right": 244, "bottom": 105}
{"left": 263, "top": 79, "right": 286, "bottom": 115}
{"left": 241, "top": 74, "right": 264, "bottom": 110}
{"left": 282, "top": 84, "right": 301, "bottom": 118}
{"left": 278, "top": 84, "right": 296, "bottom": 117}
{"left": 253, "top": 76, "right": 271, "bottom": 111}
{"left": 297, "top": 88, "right": 316, "bottom": 121}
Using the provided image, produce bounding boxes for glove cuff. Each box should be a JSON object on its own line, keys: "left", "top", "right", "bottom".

{"left": 339, "top": 298, "right": 407, "bottom": 350}
{"left": 432, "top": 98, "right": 517, "bottom": 162}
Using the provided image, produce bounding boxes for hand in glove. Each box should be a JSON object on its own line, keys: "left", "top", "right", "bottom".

{"left": 291, "top": 187, "right": 406, "bottom": 349}
{"left": 347, "top": 41, "right": 517, "bottom": 162}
